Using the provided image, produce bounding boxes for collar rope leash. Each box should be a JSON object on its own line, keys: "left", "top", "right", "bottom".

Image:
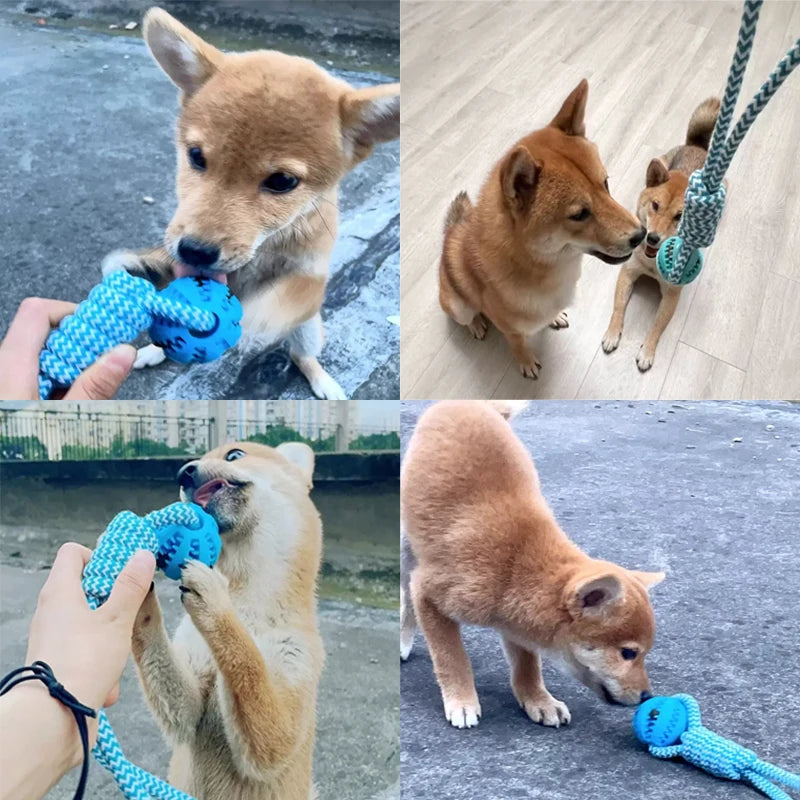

{"left": 81, "top": 501, "right": 222, "bottom": 800}
{"left": 38, "top": 270, "right": 243, "bottom": 399}
{"left": 657, "top": 0, "right": 800, "bottom": 285}
{"left": 634, "top": 694, "right": 800, "bottom": 799}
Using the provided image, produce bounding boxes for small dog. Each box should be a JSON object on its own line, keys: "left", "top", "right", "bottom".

{"left": 105, "top": 7, "right": 400, "bottom": 399}
{"left": 132, "top": 441, "right": 324, "bottom": 800}
{"left": 400, "top": 401, "right": 664, "bottom": 729}
{"left": 602, "top": 97, "right": 721, "bottom": 371}
{"left": 438, "top": 80, "right": 645, "bottom": 379}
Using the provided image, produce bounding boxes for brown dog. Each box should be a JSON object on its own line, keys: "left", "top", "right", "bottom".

{"left": 439, "top": 80, "right": 645, "bottom": 379}
{"left": 602, "top": 97, "right": 720, "bottom": 371}
{"left": 104, "top": 7, "right": 400, "bottom": 398}
{"left": 400, "top": 401, "right": 664, "bottom": 729}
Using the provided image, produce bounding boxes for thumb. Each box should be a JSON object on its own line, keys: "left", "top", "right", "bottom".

{"left": 101, "top": 550, "right": 156, "bottom": 626}
{"left": 65, "top": 344, "right": 136, "bottom": 400}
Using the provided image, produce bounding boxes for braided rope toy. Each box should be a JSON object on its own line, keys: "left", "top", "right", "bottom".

{"left": 81, "top": 501, "right": 221, "bottom": 799}
{"left": 38, "top": 270, "right": 242, "bottom": 399}
{"left": 658, "top": 0, "right": 800, "bottom": 285}
{"left": 634, "top": 694, "right": 800, "bottom": 799}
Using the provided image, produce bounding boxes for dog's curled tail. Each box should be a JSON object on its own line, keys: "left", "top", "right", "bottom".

{"left": 686, "top": 97, "right": 721, "bottom": 152}
{"left": 443, "top": 190, "right": 472, "bottom": 232}
{"left": 486, "top": 400, "right": 529, "bottom": 420}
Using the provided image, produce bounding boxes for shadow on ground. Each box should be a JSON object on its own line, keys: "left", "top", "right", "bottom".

{"left": 0, "top": 7, "right": 399, "bottom": 398}
{"left": 400, "top": 400, "right": 800, "bottom": 800}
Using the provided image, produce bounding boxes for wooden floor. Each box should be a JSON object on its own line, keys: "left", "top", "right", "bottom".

{"left": 400, "top": 0, "right": 800, "bottom": 400}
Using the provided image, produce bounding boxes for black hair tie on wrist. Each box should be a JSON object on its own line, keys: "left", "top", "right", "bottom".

{"left": 0, "top": 661, "right": 96, "bottom": 800}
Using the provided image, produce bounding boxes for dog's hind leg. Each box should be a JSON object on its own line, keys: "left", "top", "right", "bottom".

{"left": 131, "top": 590, "right": 204, "bottom": 742}
{"left": 400, "top": 528, "right": 417, "bottom": 661}
{"left": 500, "top": 635, "right": 571, "bottom": 728}
{"left": 410, "top": 572, "right": 481, "bottom": 728}
{"left": 288, "top": 313, "right": 346, "bottom": 400}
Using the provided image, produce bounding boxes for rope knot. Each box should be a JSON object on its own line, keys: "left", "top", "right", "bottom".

{"left": 679, "top": 169, "right": 727, "bottom": 250}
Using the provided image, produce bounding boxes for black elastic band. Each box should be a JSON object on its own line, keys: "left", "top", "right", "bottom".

{"left": 0, "top": 660, "right": 96, "bottom": 800}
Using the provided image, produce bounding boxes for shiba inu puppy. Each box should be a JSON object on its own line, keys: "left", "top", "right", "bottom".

{"left": 132, "top": 441, "right": 323, "bottom": 800}
{"left": 439, "top": 80, "right": 646, "bottom": 380}
{"left": 602, "top": 97, "right": 720, "bottom": 371}
{"left": 104, "top": 7, "right": 400, "bottom": 399}
{"left": 400, "top": 401, "right": 664, "bottom": 729}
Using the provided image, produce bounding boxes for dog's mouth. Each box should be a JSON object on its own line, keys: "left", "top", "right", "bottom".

{"left": 601, "top": 684, "right": 626, "bottom": 706}
{"left": 173, "top": 262, "right": 229, "bottom": 286}
{"left": 643, "top": 243, "right": 659, "bottom": 259}
{"left": 590, "top": 250, "right": 633, "bottom": 265}
{"left": 191, "top": 478, "right": 246, "bottom": 509}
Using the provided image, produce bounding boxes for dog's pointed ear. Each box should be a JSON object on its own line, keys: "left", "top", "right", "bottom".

{"left": 340, "top": 83, "right": 400, "bottom": 164}
{"left": 646, "top": 158, "right": 670, "bottom": 187}
{"left": 628, "top": 569, "right": 666, "bottom": 591}
{"left": 276, "top": 442, "right": 315, "bottom": 489}
{"left": 550, "top": 79, "right": 589, "bottom": 137}
{"left": 566, "top": 573, "right": 623, "bottom": 618}
{"left": 500, "top": 146, "right": 542, "bottom": 210}
{"left": 143, "top": 8, "right": 223, "bottom": 98}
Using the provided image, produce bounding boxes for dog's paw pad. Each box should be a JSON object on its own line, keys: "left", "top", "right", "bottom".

{"left": 444, "top": 698, "right": 481, "bottom": 729}
{"left": 602, "top": 328, "right": 622, "bottom": 352}
{"left": 521, "top": 695, "right": 571, "bottom": 728}
{"left": 550, "top": 311, "right": 569, "bottom": 329}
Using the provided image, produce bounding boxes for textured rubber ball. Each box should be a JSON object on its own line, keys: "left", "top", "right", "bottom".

{"left": 155, "top": 502, "right": 221, "bottom": 580}
{"left": 656, "top": 237, "right": 704, "bottom": 286}
{"left": 633, "top": 696, "right": 690, "bottom": 748}
{"left": 149, "top": 277, "right": 243, "bottom": 364}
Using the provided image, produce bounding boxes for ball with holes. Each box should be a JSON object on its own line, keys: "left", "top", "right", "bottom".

{"left": 155, "top": 502, "right": 221, "bottom": 580}
{"left": 633, "top": 696, "right": 690, "bottom": 748}
{"left": 149, "top": 276, "right": 242, "bottom": 364}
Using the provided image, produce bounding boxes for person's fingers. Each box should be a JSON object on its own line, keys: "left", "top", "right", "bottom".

{"left": 99, "top": 550, "right": 156, "bottom": 626}
{"left": 39, "top": 542, "right": 93, "bottom": 605}
{"left": 64, "top": 344, "right": 136, "bottom": 400}
{"left": 0, "top": 298, "right": 78, "bottom": 399}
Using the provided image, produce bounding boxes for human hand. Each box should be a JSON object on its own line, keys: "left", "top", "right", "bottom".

{"left": 0, "top": 297, "right": 136, "bottom": 399}
{"left": 24, "top": 543, "right": 156, "bottom": 753}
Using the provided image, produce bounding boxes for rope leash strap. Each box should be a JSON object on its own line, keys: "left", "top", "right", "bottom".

{"left": 38, "top": 270, "right": 242, "bottom": 399}
{"left": 0, "top": 660, "right": 97, "bottom": 800}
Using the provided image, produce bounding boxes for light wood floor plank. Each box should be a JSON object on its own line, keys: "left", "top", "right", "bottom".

{"left": 660, "top": 343, "right": 745, "bottom": 400}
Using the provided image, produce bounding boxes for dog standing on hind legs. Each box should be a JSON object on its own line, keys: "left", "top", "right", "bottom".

{"left": 104, "top": 7, "right": 400, "bottom": 399}
{"left": 602, "top": 97, "right": 721, "bottom": 371}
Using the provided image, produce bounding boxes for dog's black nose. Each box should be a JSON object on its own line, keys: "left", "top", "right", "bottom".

{"left": 640, "top": 691, "right": 653, "bottom": 703}
{"left": 646, "top": 232, "right": 661, "bottom": 246}
{"left": 177, "top": 238, "right": 220, "bottom": 269}
{"left": 177, "top": 461, "right": 199, "bottom": 489}
{"left": 629, "top": 227, "right": 647, "bottom": 248}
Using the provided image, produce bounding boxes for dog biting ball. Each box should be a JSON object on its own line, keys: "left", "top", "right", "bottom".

{"left": 154, "top": 501, "right": 221, "bottom": 580}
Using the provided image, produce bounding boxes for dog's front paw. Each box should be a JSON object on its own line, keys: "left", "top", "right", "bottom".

{"left": 468, "top": 313, "right": 488, "bottom": 340}
{"left": 132, "top": 585, "right": 163, "bottom": 655}
{"left": 518, "top": 356, "right": 542, "bottom": 380}
{"left": 518, "top": 691, "right": 571, "bottom": 728}
{"left": 102, "top": 249, "right": 153, "bottom": 281}
{"left": 550, "top": 310, "right": 569, "bottom": 329}
{"left": 636, "top": 345, "right": 655, "bottom": 372}
{"left": 443, "top": 692, "right": 482, "bottom": 729}
{"left": 179, "top": 561, "right": 231, "bottom": 632}
{"left": 134, "top": 344, "right": 167, "bottom": 369}
{"left": 602, "top": 325, "right": 622, "bottom": 353}
{"left": 309, "top": 370, "right": 347, "bottom": 400}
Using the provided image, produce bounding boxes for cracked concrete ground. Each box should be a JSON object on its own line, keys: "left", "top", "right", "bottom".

{"left": 0, "top": 10, "right": 399, "bottom": 399}
{"left": 400, "top": 400, "right": 800, "bottom": 800}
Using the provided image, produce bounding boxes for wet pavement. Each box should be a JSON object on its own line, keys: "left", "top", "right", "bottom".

{"left": 0, "top": 9, "right": 399, "bottom": 398}
{"left": 400, "top": 400, "right": 800, "bottom": 800}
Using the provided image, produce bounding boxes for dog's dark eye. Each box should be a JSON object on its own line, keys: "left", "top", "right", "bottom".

{"left": 674, "top": 210, "right": 682, "bottom": 222}
{"left": 261, "top": 172, "right": 299, "bottom": 194}
{"left": 188, "top": 147, "right": 207, "bottom": 171}
{"left": 569, "top": 207, "right": 591, "bottom": 222}
{"left": 621, "top": 648, "right": 638, "bottom": 661}
{"left": 651, "top": 201, "right": 660, "bottom": 212}
{"left": 225, "top": 448, "right": 245, "bottom": 462}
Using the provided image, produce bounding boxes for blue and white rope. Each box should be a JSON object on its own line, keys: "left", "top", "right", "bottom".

{"left": 82, "top": 503, "right": 201, "bottom": 800}
{"left": 660, "top": 0, "right": 800, "bottom": 284}
{"left": 38, "top": 271, "right": 216, "bottom": 399}
{"left": 648, "top": 695, "right": 800, "bottom": 800}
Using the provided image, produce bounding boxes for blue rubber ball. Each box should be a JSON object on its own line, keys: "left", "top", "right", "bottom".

{"left": 149, "top": 277, "right": 242, "bottom": 364}
{"left": 155, "top": 502, "right": 221, "bottom": 580}
{"left": 633, "top": 696, "right": 689, "bottom": 748}
{"left": 656, "top": 237, "right": 704, "bottom": 286}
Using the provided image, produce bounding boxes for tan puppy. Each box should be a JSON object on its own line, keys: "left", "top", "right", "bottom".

{"left": 602, "top": 97, "right": 720, "bottom": 371}
{"left": 400, "top": 401, "right": 664, "bottom": 729}
{"left": 439, "top": 80, "right": 645, "bottom": 379}
{"left": 104, "top": 7, "right": 400, "bottom": 399}
{"left": 132, "top": 441, "right": 323, "bottom": 800}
